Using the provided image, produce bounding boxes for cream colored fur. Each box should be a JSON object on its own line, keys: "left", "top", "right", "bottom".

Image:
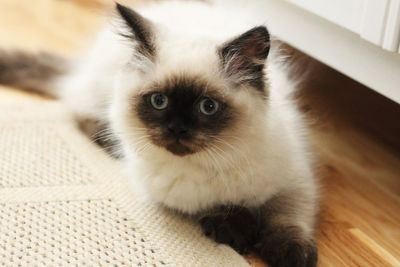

{"left": 56, "top": 0, "right": 318, "bottom": 237}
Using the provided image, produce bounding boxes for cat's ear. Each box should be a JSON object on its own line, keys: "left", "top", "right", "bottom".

{"left": 116, "top": 3, "right": 155, "bottom": 57}
{"left": 219, "top": 26, "right": 270, "bottom": 90}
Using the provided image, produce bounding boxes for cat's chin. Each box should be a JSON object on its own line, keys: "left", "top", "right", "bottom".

{"left": 165, "top": 141, "right": 196, "bottom": 156}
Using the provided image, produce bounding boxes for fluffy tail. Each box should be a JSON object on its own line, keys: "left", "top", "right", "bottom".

{"left": 0, "top": 50, "right": 68, "bottom": 98}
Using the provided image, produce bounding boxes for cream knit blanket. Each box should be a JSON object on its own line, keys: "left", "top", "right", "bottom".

{"left": 0, "top": 89, "right": 250, "bottom": 266}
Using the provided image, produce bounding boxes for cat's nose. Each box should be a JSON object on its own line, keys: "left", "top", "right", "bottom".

{"left": 167, "top": 122, "right": 188, "bottom": 136}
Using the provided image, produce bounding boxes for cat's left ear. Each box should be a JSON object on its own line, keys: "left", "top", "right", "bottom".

{"left": 116, "top": 3, "right": 155, "bottom": 58}
{"left": 219, "top": 26, "right": 270, "bottom": 90}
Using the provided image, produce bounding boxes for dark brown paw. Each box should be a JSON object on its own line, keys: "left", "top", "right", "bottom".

{"left": 254, "top": 227, "right": 317, "bottom": 267}
{"left": 199, "top": 206, "right": 260, "bottom": 254}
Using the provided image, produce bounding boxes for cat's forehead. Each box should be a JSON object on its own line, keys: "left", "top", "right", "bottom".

{"left": 142, "top": 75, "right": 229, "bottom": 101}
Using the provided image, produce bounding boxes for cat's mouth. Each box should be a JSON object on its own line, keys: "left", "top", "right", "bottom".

{"left": 165, "top": 140, "right": 195, "bottom": 156}
{"left": 148, "top": 132, "right": 203, "bottom": 156}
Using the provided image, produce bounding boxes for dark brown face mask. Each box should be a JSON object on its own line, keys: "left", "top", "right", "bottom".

{"left": 134, "top": 78, "right": 233, "bottom": 156}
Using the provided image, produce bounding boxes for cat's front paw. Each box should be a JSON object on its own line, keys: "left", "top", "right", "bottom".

{"left": 199, "top": 207, "right": 259, "bottom": 254}
{"left": 255, "top": 226, "right": 317, "bottom": 267}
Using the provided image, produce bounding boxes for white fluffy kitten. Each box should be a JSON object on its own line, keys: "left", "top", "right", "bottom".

{"left": 0, "top": 1, "right": 319, "bottom": 266}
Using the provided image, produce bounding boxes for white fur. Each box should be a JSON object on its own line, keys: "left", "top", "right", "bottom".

{"left": 56, "top": 1, "right": 318, "bottom": 234}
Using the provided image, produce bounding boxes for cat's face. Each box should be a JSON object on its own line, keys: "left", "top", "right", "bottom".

{"left": 113, "top": 4, "right": 270, "bottom": 158}
{"left": 132, "top": 78, "right": 235, "bottom": 156}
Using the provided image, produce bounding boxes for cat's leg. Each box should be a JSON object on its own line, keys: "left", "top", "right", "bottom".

{"left": 197, "top": 205, "right": 262, "bottom": 254}
{"left": 255, "top": 185, "right": 318, "bottom": 267}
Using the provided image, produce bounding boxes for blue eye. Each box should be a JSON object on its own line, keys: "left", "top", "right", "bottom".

{"left": 150, "top": 93, "right": 168, "bottom": 110}
{"left": 199, "top": 98, "right": 219, "bottom": 115}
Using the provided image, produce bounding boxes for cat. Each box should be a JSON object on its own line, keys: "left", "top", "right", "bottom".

{"left": 0, "top": 1, "right": 319, "bottom": 266}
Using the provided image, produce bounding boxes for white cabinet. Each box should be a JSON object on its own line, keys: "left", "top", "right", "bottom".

{"left": 287, "top": 0, "right": 400, "bottom": 53}
{"left": 237, "top": 0, "right": 400, "bottom": 103}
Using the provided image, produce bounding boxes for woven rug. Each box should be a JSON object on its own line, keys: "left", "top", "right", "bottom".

{"left": 0, "top": 89, "right": 250, "bottom": 266}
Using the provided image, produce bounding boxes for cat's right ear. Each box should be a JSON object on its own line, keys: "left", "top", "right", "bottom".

{"left": 219, "top": 26, "right": 270, "bottom": 90}
{"left": 116, "top": 3, "right": 155, "bottom": 58}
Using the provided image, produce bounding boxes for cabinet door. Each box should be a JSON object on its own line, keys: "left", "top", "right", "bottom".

{"left": 382, "top": 0, "right": 400, "bottom": 52}
{"left": 360, "top": 0, "right": 389, "bottom": 47}
{"left": 286, "top": 0, "right": 366, "bottom": 34}
{"left": 287, "top": 0, "right": 400, "bottom": 53}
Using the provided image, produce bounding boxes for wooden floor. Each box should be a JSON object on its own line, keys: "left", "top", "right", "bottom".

{"left": 0, "top": 0, "right": 399, "bottom": 266}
